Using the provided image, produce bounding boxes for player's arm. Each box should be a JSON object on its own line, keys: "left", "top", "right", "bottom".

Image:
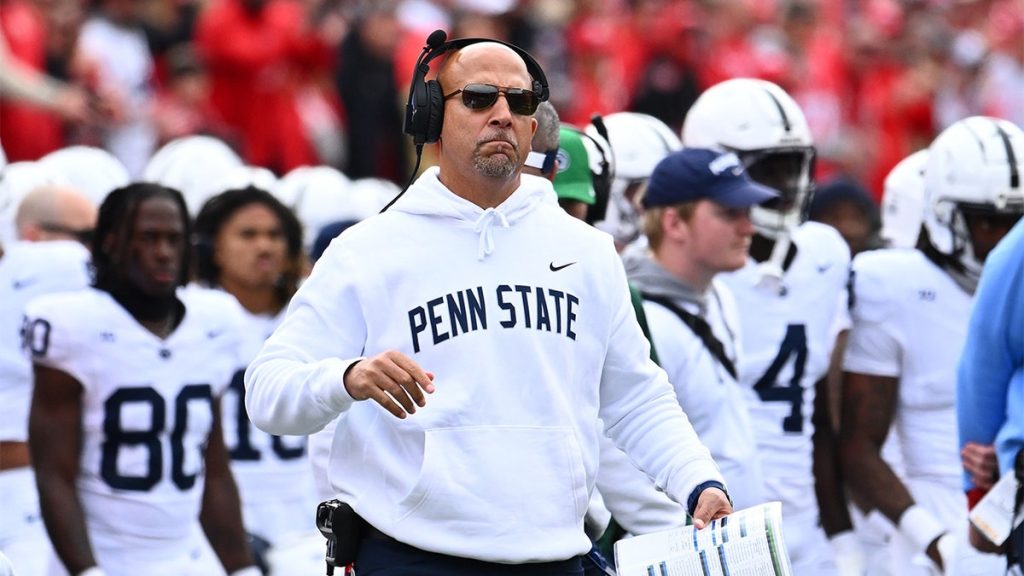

{"left": 813, "top": 373, "right": 854, "bottom": 537}
{"left": 29, "top": 364, "right": 98, "bottom": 574}
{"left": 838, "top": 372, "right": 908, "bottom": 520}
{"left": 199, "top": 397, "right": 256, "bottom": 573}
{"left": 839, "top": 371, "right": 947, "bottom": 568}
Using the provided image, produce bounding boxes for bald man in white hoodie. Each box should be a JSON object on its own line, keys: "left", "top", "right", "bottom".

{"left": 245, "top": 37, "right": 730, "bottom": 575}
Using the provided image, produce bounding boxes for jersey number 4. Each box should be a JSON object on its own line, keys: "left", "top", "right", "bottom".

{"left": 101, "top": 384, "right": 212, "bottom": 491}
{"left": 753, "top": 324, "right": 807, "bottom": 433}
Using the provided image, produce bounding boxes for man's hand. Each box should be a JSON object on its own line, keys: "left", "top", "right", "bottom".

{"left": 691, "top": 487, "right": 732, "bottom": 529}
{"left": 961, "top": 442, "right": 998, "bottom": 490}
{"left": 343, "top": 350, "right": 434, "bottom": 419}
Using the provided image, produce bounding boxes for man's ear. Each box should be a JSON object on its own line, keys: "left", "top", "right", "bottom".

{"left": 662, "top": 207, "right": 691, "bottom": 243}
{"left": 19, "top": 224, "right": 41, "bottom": 242}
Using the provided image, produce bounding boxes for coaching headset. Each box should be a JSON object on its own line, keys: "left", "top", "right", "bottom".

{"left": 402, "top": 29, "right": 550, "bottom": 146}
{"left": 381, "top": 30, "right": 551, "bottom": 212}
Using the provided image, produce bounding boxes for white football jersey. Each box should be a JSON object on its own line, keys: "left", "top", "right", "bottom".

{"left": 719, "top": 221, "right": 851, "bottom": 517}
{"left": 843, "top": 249, "right": 969, "bottom": 487}
{"left": 642, "top": 278, "right": 765, "bottom": 510}
{"left": 0, "top": 241, "right": 91, "bottom": 442}
{"left": 24, "top": 287, "right": 242, "bottom": 541}
{"left": 219, "top": 302, "right": 316, "bottom": 543}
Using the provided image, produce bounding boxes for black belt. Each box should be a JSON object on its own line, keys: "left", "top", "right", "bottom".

{"left": 365, "top": 525, "right": 395, "bottom": 541}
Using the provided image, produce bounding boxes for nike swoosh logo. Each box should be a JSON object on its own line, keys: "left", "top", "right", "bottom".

{"left": 816, "top": 264, "right": 832, "bottom": 273}
{"left": 549, "top": 262, "right": 576, "bottom": 272}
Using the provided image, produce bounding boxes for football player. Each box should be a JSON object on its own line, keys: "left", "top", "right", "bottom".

{"left": 194, "top": 186, "right": 323, "bottom": 574}
{"left": 588, "top": 112, "right": 681, "bottom": 253}
{"left": 840, "top": 116, "right": 1020, "bottom": 575}
{"left": 25, "top": 183, "right": 258, "bottom": 576}
{"left": 1, "top": 184, "right": 94, "bottom": 575}
{"left": 682, "top": 78, "right": 855, "bottom": 574}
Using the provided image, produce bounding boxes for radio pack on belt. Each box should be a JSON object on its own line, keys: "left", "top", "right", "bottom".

{"left": 316, "top": 499, "right": 367, "bottom": 575}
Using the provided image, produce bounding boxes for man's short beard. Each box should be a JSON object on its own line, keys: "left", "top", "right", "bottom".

{"left": 473, "top": 152, "right": 517, "bottom": 178}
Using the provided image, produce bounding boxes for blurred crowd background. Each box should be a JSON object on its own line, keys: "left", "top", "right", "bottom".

{"left": 2, "top": 0, "right": 1022, "bottom": 202}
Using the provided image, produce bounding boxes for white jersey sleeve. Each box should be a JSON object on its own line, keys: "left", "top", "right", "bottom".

{"left": 22, "top": 284, "right": 94, "bottom": 386}
{"left": 843, "top": 252, "right": 905, "bottom": 378}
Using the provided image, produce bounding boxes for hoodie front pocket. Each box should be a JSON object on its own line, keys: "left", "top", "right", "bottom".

{"left": 395, "top": 425, "right": 588, "bottom": 532}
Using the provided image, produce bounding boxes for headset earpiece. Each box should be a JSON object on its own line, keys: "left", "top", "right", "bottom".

{"left": 422, "top": 79, "right": 446, "bottom": 145}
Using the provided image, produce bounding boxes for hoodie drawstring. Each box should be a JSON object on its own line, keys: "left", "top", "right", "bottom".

{"left": 474, "top": 208, "right": 510, "bottom": 260}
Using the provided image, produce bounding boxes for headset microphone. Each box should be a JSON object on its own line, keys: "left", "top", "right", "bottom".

{"left": 426, "top": 29, "right": 447, "bottom": 49}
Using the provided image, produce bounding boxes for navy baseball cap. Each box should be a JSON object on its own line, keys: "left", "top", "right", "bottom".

{"left": 641, "top": 148, "right": 779, "bottom": 209}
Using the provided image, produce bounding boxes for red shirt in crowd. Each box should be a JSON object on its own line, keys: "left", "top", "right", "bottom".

{"left": 195, "top": 0, "right": 333, "bottom": 173}
{"left": 0, "top": 0, "right": 66, "bottom": 161}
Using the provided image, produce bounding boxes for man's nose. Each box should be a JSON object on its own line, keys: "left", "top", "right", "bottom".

{"left": 737, "top": 213, "right": 756, "bottom": 235}
{"left": 155, "top": 238, "right": 177, "bottom": 260}
{"left": 487, "top": 95, "right": 514, "bottom": 126}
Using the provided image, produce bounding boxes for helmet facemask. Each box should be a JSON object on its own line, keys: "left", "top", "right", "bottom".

{"left": 734, "top": 146, "right": 817, "bottom": 239}
{"left": 956, "top": 202, "right": 1024, "bottom": 275}
{"left": 926, "top": 198, "right": 1023, "bottom": 294}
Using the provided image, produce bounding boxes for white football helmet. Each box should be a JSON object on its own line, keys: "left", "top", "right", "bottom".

{"left": 924, "top": 116, "right": 1024, "bottom": 280}
{"left": 682, "top": 78, "right": 815, "bottom": 239}
{"left": 143, "top": 136, "right": 244, "bottom": 216}
{"left": 273, "top": 165, "right": 354, "bottom": 250}
{"left": 347, "top": 177, "right": 400, "bottom": 218}
{"left": 213, "top": 165, "right": 279, "bottom": 195}
{"left": 587, "top": 112, "right": 679, "bottom": 246}
{"left": 597, "top": 112, "right": 680, "bottom": 182}
{"left": 880, "top": 149, "right": 928, "bottom": 249}
{"left": 38, "top": 146, "right": 130, "bottom": 207}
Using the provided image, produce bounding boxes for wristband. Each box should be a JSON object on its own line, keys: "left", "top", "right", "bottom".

{"left": 229, "top": 567, "right": 263, "bottom": 576}
{"left": 935, "top": 532, "right": 956, "bottom": 570}
{"left": 897, "top": 504, "right": 946, "bottom": 554}
{"left": 686, "top": 480, "right": 730, "bottom": 517}
{"left": 77, "top": 568, "right": 106, "bottom": 576}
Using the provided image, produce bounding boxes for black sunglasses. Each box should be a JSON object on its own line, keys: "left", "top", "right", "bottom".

{"left": 443, "top": 83, "right": 540, "bottom": 116}
{"left": 40, "top": 222, "right": 95, "bottom": 245}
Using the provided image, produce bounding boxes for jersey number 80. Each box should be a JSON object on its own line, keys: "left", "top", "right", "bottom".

{"left": 101, "top": 384, "right": 213, "bottom": 492}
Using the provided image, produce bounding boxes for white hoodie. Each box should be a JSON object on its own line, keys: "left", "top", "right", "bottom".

{"left": 245, "top": 168, "right": 722, "bottom": 563}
